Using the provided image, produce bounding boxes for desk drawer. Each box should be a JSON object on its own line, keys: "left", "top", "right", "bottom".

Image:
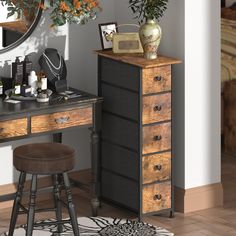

{"left": 142, "top": 152, "right": 171, "bottom": 184}
{"left": 143, "top": 93, "right": 171, "bottom": 125}
{"left": 0, "top": 118, "right": 27, "bottom": 139}
{"left": 142, "top": 182, "right": 171, "bottom": 214}
{"left": 31, "top": 107, "right": 93, "bottom": 133}
{"left": 142, "top": 65, "right": 171, "bottom": 95}
{"left": 142, "top": 122, "right": 171, "bottom": 155}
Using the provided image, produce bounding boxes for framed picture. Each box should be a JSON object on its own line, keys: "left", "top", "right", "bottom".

{"left": 99, "top": 22, "right": 118, "bottom": 50}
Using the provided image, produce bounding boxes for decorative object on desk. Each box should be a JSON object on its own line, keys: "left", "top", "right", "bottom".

{"left": 2, "top": 0, "right": 101, "bottom": 28}
{"left": 129, "top": 0, "right": 168, "bottom": 59}
{"left": 21, "top": 84, "right": 32, "bottom": 97}
{"left": 1, "top": 217, "right": 174, "bottom": 236}
{"left": 28, "top": 71, "right": 38, "bottom": 95}
{"left": 39, "top": 48, "right": 67, "bottom": 92}
{"left": 12, "top": 56, "right": 23, "bottom": 84}
{"left": 4, "top": 89, "right": 36, "bottom": 101}
{"left": 0, "top": 78, "right": 3, "bottom": 96}
{"left": 112, "top": 24, "right": 144, "bottom": 53}
{"left": 36, "top": 89, "right": 52, "bottom": 103}
{"left": 23, "top": 55, "right": 33, "bottom": 84}
{"left": 99, "top": 22, "right": 118, "bottom": 50}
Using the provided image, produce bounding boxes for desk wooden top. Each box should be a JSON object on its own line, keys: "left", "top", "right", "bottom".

{"left": 0, "top": 88, "right": 102, "bottom": 120}
{"left": 95, "top": 50, "right": 182, "bottom": 69}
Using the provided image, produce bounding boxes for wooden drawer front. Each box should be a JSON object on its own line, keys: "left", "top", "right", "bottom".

{"left": 0, "top": 118, "right": 27, "bottom": 139}
{"left": 143, "top": 93, "right": 171, "bottom": 124}
{"left": 142, "top": 182, "right": 171, "bottom": 214}
{"left": 31, "top": 107, "right": 92, "bottom": 133}
{"left": 143, "top": 152, "right": 171, "bottom": 184}
{"left": 143, "top": 122, "right": 171, "bottom": 154}
{"left": 142, "top": 65, "right": 171, "bottom": 95}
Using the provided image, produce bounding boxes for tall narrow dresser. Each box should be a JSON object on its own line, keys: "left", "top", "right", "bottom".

{"left": 96, "top": 50, "right": 181, "bottom": 218}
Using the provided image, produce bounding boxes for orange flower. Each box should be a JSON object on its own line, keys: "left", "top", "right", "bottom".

{"left": 60, "top": 1, "right": 70, "bottom": 12}
{"left": 73, "top": 0, "right": 81, "bottom": 9}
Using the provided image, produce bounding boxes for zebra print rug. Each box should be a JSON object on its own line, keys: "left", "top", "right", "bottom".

{"left": 2, "top": 217, "right": 174, "bottom": 236}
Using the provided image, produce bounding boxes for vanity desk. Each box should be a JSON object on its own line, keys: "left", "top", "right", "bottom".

{"left": 0, "top": 88, "right": 103, "bottom": 216}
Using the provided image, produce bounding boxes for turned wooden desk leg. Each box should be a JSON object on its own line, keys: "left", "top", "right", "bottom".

{"left": 90, "top": 102, "right": 102, "bottom": 217}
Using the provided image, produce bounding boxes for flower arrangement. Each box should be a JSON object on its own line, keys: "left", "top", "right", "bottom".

{"left": 129, "top": 0, "right": 168, "bottom": 24}
{"left": 0, "top": 0, "right": 101, "bottom": 27}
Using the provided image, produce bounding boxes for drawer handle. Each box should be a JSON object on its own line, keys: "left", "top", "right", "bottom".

{"left": 154, "top": 164, "right": 162, "bottom": 171}
{"left": 154, "top": 194, "right": 162, "bottom": 201}
{"left": 154, "top": 105, "right": 162, "bottom": 112}
{"left": 154, "top": 135, "right": 162, "bottom": 141}
{"left": 0, "top": 128, "right": 4, "bottom": 133}
{"left": 55, "top": 117, "right": 70, "bottom": 124}
{"left": 154, "top": 76, "right": 162, "bottom": 82}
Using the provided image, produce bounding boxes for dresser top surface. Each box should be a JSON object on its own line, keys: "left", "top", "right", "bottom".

{"left": 95, "top": 50, "right": 182, "bottom": 68}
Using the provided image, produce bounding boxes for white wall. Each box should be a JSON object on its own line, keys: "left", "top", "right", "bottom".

{"left": 185, "top": 0, "right": 221, "bottom": 188}
{"left": 0, "top": 0, "right": 115, "bottom": 185}
{"left": 114, "top": 0, "right": 221, "bottom": 190}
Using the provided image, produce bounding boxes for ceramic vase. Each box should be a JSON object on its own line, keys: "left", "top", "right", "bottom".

{"left": 139, "top": 19, "right": 162, "bottom": 60}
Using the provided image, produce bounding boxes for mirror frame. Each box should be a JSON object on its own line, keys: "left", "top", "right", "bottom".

{"left": 0, "top": 0, "right": 44, "bottom": 54}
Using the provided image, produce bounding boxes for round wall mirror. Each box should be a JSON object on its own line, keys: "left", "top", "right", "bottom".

{"left": 0, "top": 0, "right": 44, "bottom": 54}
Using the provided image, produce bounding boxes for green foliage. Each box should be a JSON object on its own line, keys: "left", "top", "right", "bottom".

{"left": 0, "top": 0, "right": 101, "bottom": 27}
{"left": 129, "top": 0, "right": 168, "bottom": 24}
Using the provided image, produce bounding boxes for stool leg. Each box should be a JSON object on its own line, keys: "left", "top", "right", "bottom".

{"left": 53, "top": 174, "right": 63, "bottom": 233}
{"left": 8, "top": 172, "right": 26, "bottom": 236}
{"left": 26, "top": 174, "right": 37, "bottom": 236}
{"left": 63, "top": 173, "right": 80, "bottom": 236}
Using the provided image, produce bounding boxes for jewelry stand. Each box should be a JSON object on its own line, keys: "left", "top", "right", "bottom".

{"left": 39, "top": 48, "right": 67, "bottom": 92}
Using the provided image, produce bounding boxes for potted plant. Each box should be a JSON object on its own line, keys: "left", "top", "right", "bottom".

{"left": 1, "top": 0, "right": 101, "bottom": 27}
{"left": 129, "top": 0, "right": 168, "bottom": 59}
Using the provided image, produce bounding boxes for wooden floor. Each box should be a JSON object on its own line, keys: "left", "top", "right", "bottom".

{"left": 1, "top": 154, "right": 236, "bottom": 235}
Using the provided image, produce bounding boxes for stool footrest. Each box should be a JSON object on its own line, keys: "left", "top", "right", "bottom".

{"left": 33, "top": 219, "right": 73, "bottom": 227}
{"left": 18, "top": 203, "right": 57, "bottom": 215}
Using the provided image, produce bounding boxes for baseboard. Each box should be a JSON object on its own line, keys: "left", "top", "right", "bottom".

{"left": 174, "top": 183, "right": 223, "bottom": 213}
{"left": 0, "top": 169, "right": 91, "bottom": 210}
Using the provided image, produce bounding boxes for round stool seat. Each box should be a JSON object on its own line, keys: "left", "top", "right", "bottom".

{"left": 13, "top": 143, "right": 76, "bottom": 174}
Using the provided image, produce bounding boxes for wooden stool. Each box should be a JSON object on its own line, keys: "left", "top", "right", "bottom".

{"left": 8, "top": 143, "right": 80, "bottom": 236}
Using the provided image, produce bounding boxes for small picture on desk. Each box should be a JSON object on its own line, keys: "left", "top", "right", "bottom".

{"left": 99, "top": 22, "right": 118, "bottom": 50}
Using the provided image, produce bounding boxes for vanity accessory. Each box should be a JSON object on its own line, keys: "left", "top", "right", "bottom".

{"left": 41, "top": 76, "right": 47, "bottom": 90}
{"left": 28, "top": 71, "right": 38, "bottom": 95}
{"left": 39, "top": 48, "right": 67, "bottom": 92}
{"left": 23, "top": 55, "right": 33, "bottom": 84}
{"left": 21, "top": 85, "right": 32, "bottom": 97}
{"left": 14, "top": 84, "right": 21, "bottom": 95}
{"left": 12, "top": 57, "right": 23, "bottom": 85}
{"left": 43, "top": 52, "right": 63, "bottom": 80}
{"left": 0, "top": 78, "right": 3, "bottom": 95}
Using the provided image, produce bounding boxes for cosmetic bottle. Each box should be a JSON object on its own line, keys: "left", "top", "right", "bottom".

{"left": 21, "top": 84, "right": 32, "bottom": 97}
{"left": 28, "top": 71, "right": 38, "bottom": 95}
{"left": 13, "top": 75, "right": 21, "bottom": 95}
{"left": 12, "top": 56, "right": 23, "bottom": 85}
{"left": 0, "top": 78, "right": 3, "bottom": 96}
{"left": 23, "top": 55, "right": 32, "bottom": 84}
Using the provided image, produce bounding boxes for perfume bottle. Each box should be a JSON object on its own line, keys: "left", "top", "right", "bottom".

{"left": 12, "top": 56, "right": 23, "bottom": 85}
{"left": 23, "top": 55, "right": 32, "bottom": 84}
